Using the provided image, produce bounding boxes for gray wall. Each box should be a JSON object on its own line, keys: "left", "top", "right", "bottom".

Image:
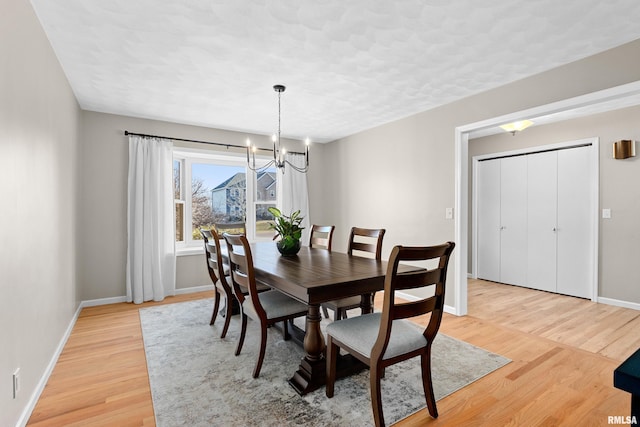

{"left": 78, "top": 111, "right": 309, "bottom": 301}
{"left": 469, "top": 105, "right": 640, "bottom": 303}
{"left": 1, "top": 1, "right": 81, "bottom": 425}
{"left": 315, "top": 39, "right": 640, "bottom": 306}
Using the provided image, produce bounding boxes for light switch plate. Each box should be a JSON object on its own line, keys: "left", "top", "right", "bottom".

{"left": 602, "top": 208, "right": 611, "bottom": 219}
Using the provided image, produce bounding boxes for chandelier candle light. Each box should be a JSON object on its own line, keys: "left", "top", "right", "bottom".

{"left": 246, "top": 85, "right": 310, "bottom": 173}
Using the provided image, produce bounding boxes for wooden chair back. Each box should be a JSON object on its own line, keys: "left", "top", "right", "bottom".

{"left": 200, "top": 229, "right": 228, "bottom": 286}
{"left": 223, "top": 233, "right": 263, "bottom": 316}
{"left": 215, "top": 222, "right": 246, "bottom": 235}
{"left": 201, "top": 228, "right": 236, "bottom": 332}
{"left": 309, "top": 225, "right": 335, "bottom": 251}
{"left": 373, "top": 242, "right": 455, "bottom": 361}
{"left": 348, "top": 227, "right": 385, "bottom": 260}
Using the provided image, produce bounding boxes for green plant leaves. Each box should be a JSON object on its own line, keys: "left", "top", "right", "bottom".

{"left": 267, "top": 208, "right": 304, "bottom": 241}
{"left": 267, "top": 206, "right": 282, "bottom": 218}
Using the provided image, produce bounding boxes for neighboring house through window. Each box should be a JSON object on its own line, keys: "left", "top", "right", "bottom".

{"left": 173, "top": 148, "right": 277, "bottom": 249}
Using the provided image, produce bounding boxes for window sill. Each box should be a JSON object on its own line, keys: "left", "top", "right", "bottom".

{"left": 176, "top": 247, "right": 204, "bottom": 257}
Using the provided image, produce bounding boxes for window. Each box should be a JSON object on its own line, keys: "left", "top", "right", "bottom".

{"left": 255, "top": 168, "right": 277, "bottom": 239}
{"left": 173, "top": 148, "right": 278, "bottom": 249}
{"left": 173, "top": 159, "right": 185, "bottom": 242}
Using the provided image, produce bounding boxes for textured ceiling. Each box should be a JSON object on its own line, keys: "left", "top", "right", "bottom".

{"left": 30, "top": 0, "right": 640, "bottom": 143}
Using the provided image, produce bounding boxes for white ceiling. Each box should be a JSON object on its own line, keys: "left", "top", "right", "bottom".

{"left": 30, "top": 0, "right": 640, "bottom": 143}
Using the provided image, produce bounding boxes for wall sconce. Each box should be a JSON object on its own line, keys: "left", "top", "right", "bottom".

{"left": 499, "top": 120, "right": 534, "bottom": 136}
{"left": 613, "top": 140, "right": 636, "bottom": 159}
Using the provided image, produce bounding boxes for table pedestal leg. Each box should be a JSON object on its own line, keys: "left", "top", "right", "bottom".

{"left": 289, "top": 304, "right": 326, "bottom": 395}
{"left": 360, "top": 292, "right": 374, "bottom": 314}
{"left": 288, "top": 303, "right": 369, "bottom": 395}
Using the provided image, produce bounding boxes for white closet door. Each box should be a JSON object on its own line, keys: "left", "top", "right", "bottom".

{"left": 557, "top": 146, "right": 592, "bottom": 298}
{"left": 500, "top": 156, "right": 528, "bottom": 286}
{"left": 527, "top": 151, "right": 558, "bottom": 292}
{"left": 477, "top": 159, "right": 501, "bottom": 282}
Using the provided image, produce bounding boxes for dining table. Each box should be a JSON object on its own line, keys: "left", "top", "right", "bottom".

{"left": 248, "top": 241, "right": 425, "bottom": 395}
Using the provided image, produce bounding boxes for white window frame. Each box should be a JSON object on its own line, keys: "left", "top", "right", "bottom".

{"left": 173, "top": 147, "right": 276, "bottom": 254}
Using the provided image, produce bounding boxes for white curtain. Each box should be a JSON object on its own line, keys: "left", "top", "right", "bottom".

{"left": 126, "top": 135, "right": 176, "bottom": 303}
{"left": 277, "top": 153, "right": 311, "bottom": 244}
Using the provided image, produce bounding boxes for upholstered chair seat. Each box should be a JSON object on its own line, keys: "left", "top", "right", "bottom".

{"left": 325, "top": 313, "right": 427, "bottom": 361}
{"left": 242, "top": 290, "right": 308, "bottom": 322}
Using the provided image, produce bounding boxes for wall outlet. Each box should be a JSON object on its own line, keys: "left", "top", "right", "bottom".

{"left": 445, "top": 207, "right": 454, "bottom": 220}
{"left": 13, "top": 368, "right": 20, "bottom": 399}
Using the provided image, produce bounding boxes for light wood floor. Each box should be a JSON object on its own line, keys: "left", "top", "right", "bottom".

{"left": 27, "top": 279, "right": 640, "bottom": 426}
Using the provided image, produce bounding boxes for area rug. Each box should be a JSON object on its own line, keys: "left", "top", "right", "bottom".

{"left": 140, "top": 299, "right": 509, "bottom": 426}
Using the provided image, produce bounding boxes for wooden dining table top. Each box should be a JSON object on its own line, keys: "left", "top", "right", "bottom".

{"left": 249, "top": 241, "right": 423, "bottom": 305}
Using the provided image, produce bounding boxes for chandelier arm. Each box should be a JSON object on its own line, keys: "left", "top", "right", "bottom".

{"left": 247, "top": 159, "right": 276, "bottom": 173}
{"left": 284, "top": 159, "right": 309, "bottom": 173}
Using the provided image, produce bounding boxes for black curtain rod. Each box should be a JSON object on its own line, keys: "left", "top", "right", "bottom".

{"left": 124, "top": 130, "right": 304, "bottom": 155}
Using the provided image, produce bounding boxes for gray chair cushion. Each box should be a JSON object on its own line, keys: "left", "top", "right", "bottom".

{"left": 326, "top": 313, "right": 427, "bottom": 361}
{"left": 214, "top": 276, "right": 229, "bottom": 292}
{"left": 243, "top": 290, "right": 308, "bottom": 321}
{"left": 255, "top": 281, "right": 272, "bottom": 292}
{"left": 323, "top": 295, "right": 360, "bottom": 309}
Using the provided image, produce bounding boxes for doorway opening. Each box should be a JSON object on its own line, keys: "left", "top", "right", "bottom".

{"left": 452, "top": 80, "right": 640, "bottom": 316}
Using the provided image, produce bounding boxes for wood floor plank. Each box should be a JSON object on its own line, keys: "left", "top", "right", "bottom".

{"left": 27, "top": 283, "right": 638, "bottom": 426}
{"left": 505, "top": 346, "right": 564, "bottom": 381}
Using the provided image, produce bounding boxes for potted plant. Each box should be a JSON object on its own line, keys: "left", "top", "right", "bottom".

{"left": 267, "top": 207, "right": 304, "bottom": 256}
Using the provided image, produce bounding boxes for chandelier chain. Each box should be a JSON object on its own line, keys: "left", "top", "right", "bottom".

{"left": 245, "top": 84, "right": 309, "bottom": 174}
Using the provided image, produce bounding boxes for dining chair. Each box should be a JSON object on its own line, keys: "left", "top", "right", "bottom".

{"left": 223, "top": 233, "right": 309, "bottom": 378}
{"left": 215, "top": 221, "right": 246, "bottom": 235}
{"left": 322, "top": 227, "right": 386, "bottom": 321}
{"left": 200, "top": 228, "right": 235, "bottom": 338}
{"left": 325, "top": 242, "right": 455, "bottom": 427}
{"left": 202, "top": 228, "right": 270, "bottom": 337}
{"left": 309, "top": 224, "right": 335, "bottom": 251}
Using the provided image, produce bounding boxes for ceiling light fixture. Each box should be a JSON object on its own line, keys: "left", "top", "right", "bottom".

{"left": 246, "top": 85, "right": 310, "bottom": 173}
{"left": 499, "top": 120, "right": 534, "bottom": 135}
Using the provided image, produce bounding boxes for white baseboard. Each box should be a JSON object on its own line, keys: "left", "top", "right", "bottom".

{"left": 395, "top": 291, "right": 419, "bottom": 302}
{"left": 395, "top": 291, "right": 456, "bottom": 315}
{"left": 79, "top": 285, "right": 214, "bottom": 308}
{"left": 16, "top": 303, "right": 83, "bottom": 427}
{"left": 443, "top": 304, "right": 456, "bottom": 315}
{"left": 175, "top": 284, "right": 214, "bottom": 295}
{"left": 81, "top": 295, "right": 128, "bottom": 308}
{"left": 597, "top": 296, "right": 640, "bottom": 311}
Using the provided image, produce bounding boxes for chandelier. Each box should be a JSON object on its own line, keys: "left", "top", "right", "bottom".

{"left": 246, "top": 85, "right": 310, "bottom": 173}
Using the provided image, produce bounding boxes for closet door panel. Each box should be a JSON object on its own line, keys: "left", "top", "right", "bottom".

{"left": 500, "top": 156, "right": 528, "bottom": 286}
{"left": 527, "top": 151, "right": 557, "bottom": 292}
{"left": 557, "top": 146, "right": 592, "bottom": 298}
{"left": 477, "top": 159, "right": 501, "bottom": 282}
